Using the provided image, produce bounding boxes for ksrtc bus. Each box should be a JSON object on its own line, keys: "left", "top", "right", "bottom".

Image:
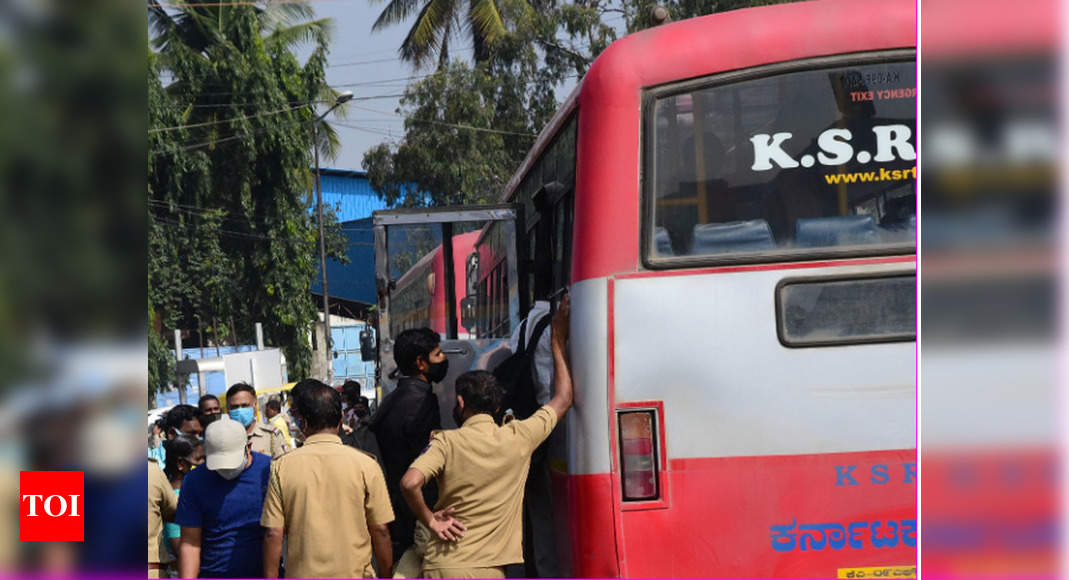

{"left": 372, "top": 0, "right": 916, "bottom": 576}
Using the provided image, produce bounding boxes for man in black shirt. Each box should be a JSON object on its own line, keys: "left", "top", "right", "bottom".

{"left": 371, "top": 327, "right": 446, "bottom": 558}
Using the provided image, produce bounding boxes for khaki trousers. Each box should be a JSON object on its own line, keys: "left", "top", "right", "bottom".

{"left": 423, "top": 566, "right": 505, "bottom": 579}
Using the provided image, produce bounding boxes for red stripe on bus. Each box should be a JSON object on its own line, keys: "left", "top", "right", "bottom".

{"left": 551, "top": 471, "right": 621, "bottom": 577}
{"left": 633, "top": 450, "right": 915, "bottom": 577}
{"left": 615, "top": 255, "right": 915, "bottom": 281}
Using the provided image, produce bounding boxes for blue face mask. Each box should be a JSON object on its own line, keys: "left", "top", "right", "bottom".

{"left": 229, "top": 407, "right": 255, "bottom": 427}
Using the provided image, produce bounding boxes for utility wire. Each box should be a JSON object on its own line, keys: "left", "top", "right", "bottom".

{"left": 347, "top": 104, "right": 537, "bottom": 137}
{"left": 149, "top": 103, "right": 307, "bottom": 134}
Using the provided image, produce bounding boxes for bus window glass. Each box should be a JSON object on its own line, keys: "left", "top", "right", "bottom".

{"left": 387, "top": 223, "right": 443, "bottom": 338}
{"left": 648, "top": 59, "right": 916, "bottom": 261}
{"left": 777, "top": 275, "right": 916, "bottom": 346}
{"left": 456, "top": 220, "right": 516, "bottom": 339}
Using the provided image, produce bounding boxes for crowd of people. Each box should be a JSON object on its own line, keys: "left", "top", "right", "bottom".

{"left": 148, "top": 297, "right": 572, "bottom": 579}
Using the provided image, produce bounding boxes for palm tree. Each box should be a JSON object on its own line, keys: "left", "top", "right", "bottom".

{"left": 371, "top": 0, "right": 508, "bottom": 69}
{"left": 148, "top": 0, "right": 346, "bottom": 159}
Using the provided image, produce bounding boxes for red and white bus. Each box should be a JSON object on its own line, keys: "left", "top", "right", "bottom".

{"left": 372, "top": 0, "right": 916, "bottom": 576}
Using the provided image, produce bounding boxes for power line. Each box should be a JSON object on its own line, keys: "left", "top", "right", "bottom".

{"left": 347, "top": 104, "right": 537, "bottom": 137}
{"left": 149, "top": 104, "right": 307, "bottom": 134}
{"left": 150, "top": 116, "right": 314, "bottom": 153}
{"left": 155, "top": 94, "right": 404, "bottom": 110}
{"left": 149, "top": 0, "right": 348, "bottom": 7}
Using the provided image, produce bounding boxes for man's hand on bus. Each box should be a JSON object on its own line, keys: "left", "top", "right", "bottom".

{"left": 551, "top": 293, "right": 570, "bottom": 347}
{"left": 547, "top": 294, "right": 574, "bottom": 420}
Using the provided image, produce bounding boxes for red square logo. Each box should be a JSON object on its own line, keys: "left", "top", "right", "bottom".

{"left": 19, "top": 471, "right": 84, "bottom": 541}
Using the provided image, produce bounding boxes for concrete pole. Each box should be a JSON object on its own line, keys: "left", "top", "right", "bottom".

{"left": 174, "top": 329, "right": 186, "bottom": 405}
{"left": 255, "top": 322, "right": 264, "bottom": 350}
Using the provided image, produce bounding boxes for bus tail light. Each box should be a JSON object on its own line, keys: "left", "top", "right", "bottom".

{"left": 618, "top": 410, "right": 659, "bottom": 501}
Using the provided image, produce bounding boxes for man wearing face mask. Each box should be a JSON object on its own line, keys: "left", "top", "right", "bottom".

{"left": 225, "top": 383, "right": 289, "bottom": 459}
{"left": 370, "top": 327, "right": 445, "bottom": 559}
{"left": 197, "top": 394, "right": 223, "bottom": 429}
{"left": 342, "top": 394, "right": 383, "bottom": 465}
{"left": 175, "top": 417, "right": 272, "bottom": 578}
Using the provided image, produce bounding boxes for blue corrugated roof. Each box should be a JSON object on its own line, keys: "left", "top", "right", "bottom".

{"left": 318, "top": 168, "right": 389, "bottom": 223}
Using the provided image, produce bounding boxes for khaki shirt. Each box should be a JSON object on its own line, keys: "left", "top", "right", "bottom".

{"left": 248, "top": 422, "right": 289, "bottom": 458}
{"left": 147, "top": 458, "right": 178, "bottom": 565}
{"left": 261, "top": 432, "right": 395, "bottom": 579}
{"left": 410, "top": 405, "right": 558, "bottom": 570}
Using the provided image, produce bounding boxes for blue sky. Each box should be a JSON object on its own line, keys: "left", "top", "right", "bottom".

{"left": 305, "top": 0, "right": 595, "bottom": 171}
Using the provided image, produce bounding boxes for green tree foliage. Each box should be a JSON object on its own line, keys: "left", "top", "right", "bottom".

{"left": 364, "top": 0, "right": 615, "bottom": 208}
{"left": 372, "top": 0, "right": 507, "bottom": 68}
{"left": 148, "top": 0, "right": 347, "bottom": 395}
{"left": 622, "top": 0, "right": 795, "bottom": 32}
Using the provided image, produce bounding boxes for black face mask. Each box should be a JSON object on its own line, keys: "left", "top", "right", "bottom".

{"left": 452, "top": 402, "right": 464, "bottom": 426}
{"left": 425, "top": 358, "right": 449, "bottom": 383}
{"left": 199, "top": 413, "right": 220, "bottom": 427}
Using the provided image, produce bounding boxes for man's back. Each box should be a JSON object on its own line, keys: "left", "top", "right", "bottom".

{"left": 261, "top": 432, "right": 394, "bottom": 578}
{"left": 410, "top": 406, "right": 558, "bottom": 570}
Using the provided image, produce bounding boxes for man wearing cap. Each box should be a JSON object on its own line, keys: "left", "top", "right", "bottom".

{"left": 225, "top": 382, "right": 290, "bottom": 458}
{"left": 262, "top": 379, "right": 395, "bottom": 579}
{"left": 175, "top": 417, "right": 272, "bottom": 578}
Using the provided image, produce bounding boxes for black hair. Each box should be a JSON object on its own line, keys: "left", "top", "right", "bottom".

{"left": 341, "top": 380, "right": 361, "bottom": 402}
{"left": 162, "top": 435, "right": 202, "bottom": 481}
{"left": 164, "top": 404, "right": 200, "bottom": 434}
{"left": 455, "top": 370, "right": 502, "bottom": 416}
{"left": 197, "top": 394, "right": 219, "bottom": 410}
{"left": 394, "top": 328, "right": 440, "bottom": 375}
{"left": 293, "top": 379, "right": 342, "bottom": 432}
{"left": 265, "top": 399, "right": 281, "bottom": 413}
{"left": 225, "top": 382, "right": 256, "bottom": 403}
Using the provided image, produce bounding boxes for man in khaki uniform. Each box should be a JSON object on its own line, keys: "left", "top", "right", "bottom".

{"left": 147, "top": 457, "right": 178, "bottom": 578}
{"left": 225, "top": 382, "right": 290, "bottom": 458}
{"left": 262, "top": 379, "right": 395, "bottom": 578}
{"left": 401, "top": 298, "right": 572, "bottom": 579}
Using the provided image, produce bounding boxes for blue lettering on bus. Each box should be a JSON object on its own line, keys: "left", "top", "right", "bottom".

{"left": 769, "top": 518, "right": 917, "bottom": 552}
{"left": 870, "top": 464, "right": 890, "bottom": 484}
{"left": 835, "top": 465, "right": 859, "bottom": 486}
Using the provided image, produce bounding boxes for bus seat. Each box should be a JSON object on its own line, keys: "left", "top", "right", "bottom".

{"left": 879, "top": 214, "right": 916, "bottom": 243}
{"left": 654, "top": 227, "right": 674, "bottom": 256}
{"left": 691, "top": 219, "right": 775, "bottom": 254}
{"left": 795, "top": 215, "right": 878, "bottom": 247}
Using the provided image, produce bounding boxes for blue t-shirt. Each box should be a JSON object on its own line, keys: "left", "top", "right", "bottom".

{"left": 175, "top": 452, "right": 271, "bottom": 577}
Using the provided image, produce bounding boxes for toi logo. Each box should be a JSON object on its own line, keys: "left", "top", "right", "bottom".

{"left": 19, "top": 471, "right": 84, "bottom": 541}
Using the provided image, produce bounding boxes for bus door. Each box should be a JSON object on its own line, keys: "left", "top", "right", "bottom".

{"left": 371, "top": 204, "right": 527, "bottom": 428}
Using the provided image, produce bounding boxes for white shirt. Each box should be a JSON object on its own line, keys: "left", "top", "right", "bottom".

{"left": 507, "top": 301, "right": 554, "bottom": 405}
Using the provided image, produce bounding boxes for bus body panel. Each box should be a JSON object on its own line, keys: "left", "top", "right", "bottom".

{"left": 609, "top": 260, "right": 916, "bottom": 576}
{"left": 613, "top": 260, "right": 916, "bottom": 459}
{"left": 620, "top": 450, "right": 916, "bottom": 578}
{"left": 552, "top": 276, "right": 620, "bottom": 577}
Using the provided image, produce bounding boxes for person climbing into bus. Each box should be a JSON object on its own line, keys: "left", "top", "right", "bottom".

{"left": 399, "top": 296, "right": 572, "bottom": 579}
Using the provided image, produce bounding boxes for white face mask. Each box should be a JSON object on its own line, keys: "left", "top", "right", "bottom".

{"left": 215, "top": 453, "right": 249, "bottom": 480}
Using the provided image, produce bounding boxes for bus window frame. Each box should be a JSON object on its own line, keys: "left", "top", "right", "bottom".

{"left": 373, "top": 204, "right": 527, "bottom": 341}
{"left": 774, "top": 270, "right": 917, "bottom": 348}
{"left": 639, "top": 49, "right": 917, "bottom": 271}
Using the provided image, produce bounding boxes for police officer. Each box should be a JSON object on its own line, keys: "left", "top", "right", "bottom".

{"left": 225, "top": 383, "right": 290, "bottom": 458}
{"left": 400, "top": 298, "right": 573, "bottom": 579}
{"left": 261, "top": 379, "right": 395, "bottom": 578}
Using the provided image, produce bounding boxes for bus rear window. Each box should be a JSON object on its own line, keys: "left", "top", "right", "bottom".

{"left": 646, "top": 57, "right": 916, "bottom": 263}
{"left": 777, "top": 275, "right": 916, "bottom": 346}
